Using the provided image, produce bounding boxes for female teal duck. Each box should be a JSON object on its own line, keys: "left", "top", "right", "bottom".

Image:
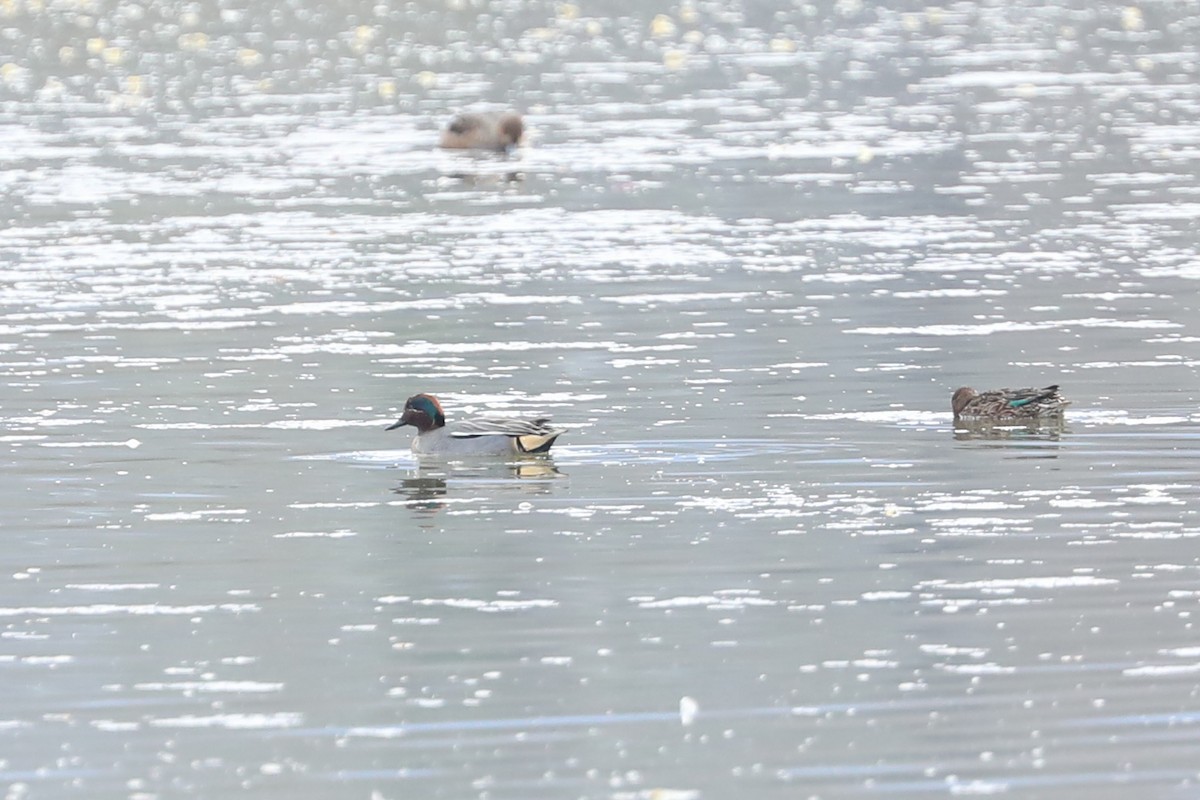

{"left": 439, "top": 112, "right": 524, "bottom": 152}
{"left": 387, "top": 393, "right": 564, "bottom": 456}
{"left": 952, "top": 384, "right": 1070, "bottom": 422}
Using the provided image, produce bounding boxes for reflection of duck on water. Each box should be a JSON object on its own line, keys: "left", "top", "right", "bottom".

{"left": 392, "top": 462, "right": 565, "bottom": 514}
{"left": 394, "top": 476, "right": 447, "bottom": 499}
{"left": 392, "top": 476, "right": 449, "bottom": 514}
{"left": 386, "top": 394, "right": 565, "bottom": 457}
{"left": 953, "top": 423, "right": 1066, "bottom": 446}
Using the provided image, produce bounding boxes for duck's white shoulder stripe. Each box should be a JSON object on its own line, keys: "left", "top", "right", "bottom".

{"left": 451, "top": 417, "right": 560, "bottom": 439}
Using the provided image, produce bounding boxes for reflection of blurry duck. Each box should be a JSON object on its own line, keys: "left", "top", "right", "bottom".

{"left": 953, "top": 419, "right": 1066, "bottom": 444}
{"left": 952, "top": 384, "right": 1070, "bottom": 422}
{"left": 386, "top": 393, "right": 565, "bottom": 456}
{"left": 439, "top": 111, "right": 524, "bottom": 153}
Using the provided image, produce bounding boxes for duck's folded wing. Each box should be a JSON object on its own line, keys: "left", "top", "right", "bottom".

{"left": 451, "top": 417, "right": 559, "bottom": 438}
{"left": 451, "top": 416, "right": 564, "bottom": 454}
{"left": 1005, "top": 385, "right": 1060, "bottom": 408}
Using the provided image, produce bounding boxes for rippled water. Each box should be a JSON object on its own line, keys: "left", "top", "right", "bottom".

{"left": 3, "top": 0, "right": 1200, "bottom": 797}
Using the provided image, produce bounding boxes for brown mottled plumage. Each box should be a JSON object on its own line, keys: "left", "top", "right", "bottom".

{"left": 439, "top": 112, "right": 524, "bottom": 152}
{"left": 952, "top": 384, "right": 1071, "bottom": 421}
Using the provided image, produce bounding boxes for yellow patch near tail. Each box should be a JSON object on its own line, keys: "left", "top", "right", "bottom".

{"left": 517, "top": 432, "right": 561, "bottom": 454}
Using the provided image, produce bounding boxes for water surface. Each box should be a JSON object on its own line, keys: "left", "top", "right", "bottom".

{"left": 3, "top": 0, "right": 1200, "bottom": 797}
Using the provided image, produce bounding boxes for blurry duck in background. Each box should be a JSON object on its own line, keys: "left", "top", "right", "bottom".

{"left": 439, "top": 111, "right": 524, "bottom": 153}
{"left": 951, "top": 384, "right": 1071, "bottom": 422}
{"left": 387, "top": 393, "right": 564, "bottom": 456}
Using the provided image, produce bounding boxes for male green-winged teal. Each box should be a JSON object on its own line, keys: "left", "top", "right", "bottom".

{"left": 387, "top": 393, "right": 563, "bottom": 456}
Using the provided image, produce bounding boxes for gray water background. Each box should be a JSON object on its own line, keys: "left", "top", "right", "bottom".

{"left": 3, "top": 0, "right": 1200, "bottom": 796}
